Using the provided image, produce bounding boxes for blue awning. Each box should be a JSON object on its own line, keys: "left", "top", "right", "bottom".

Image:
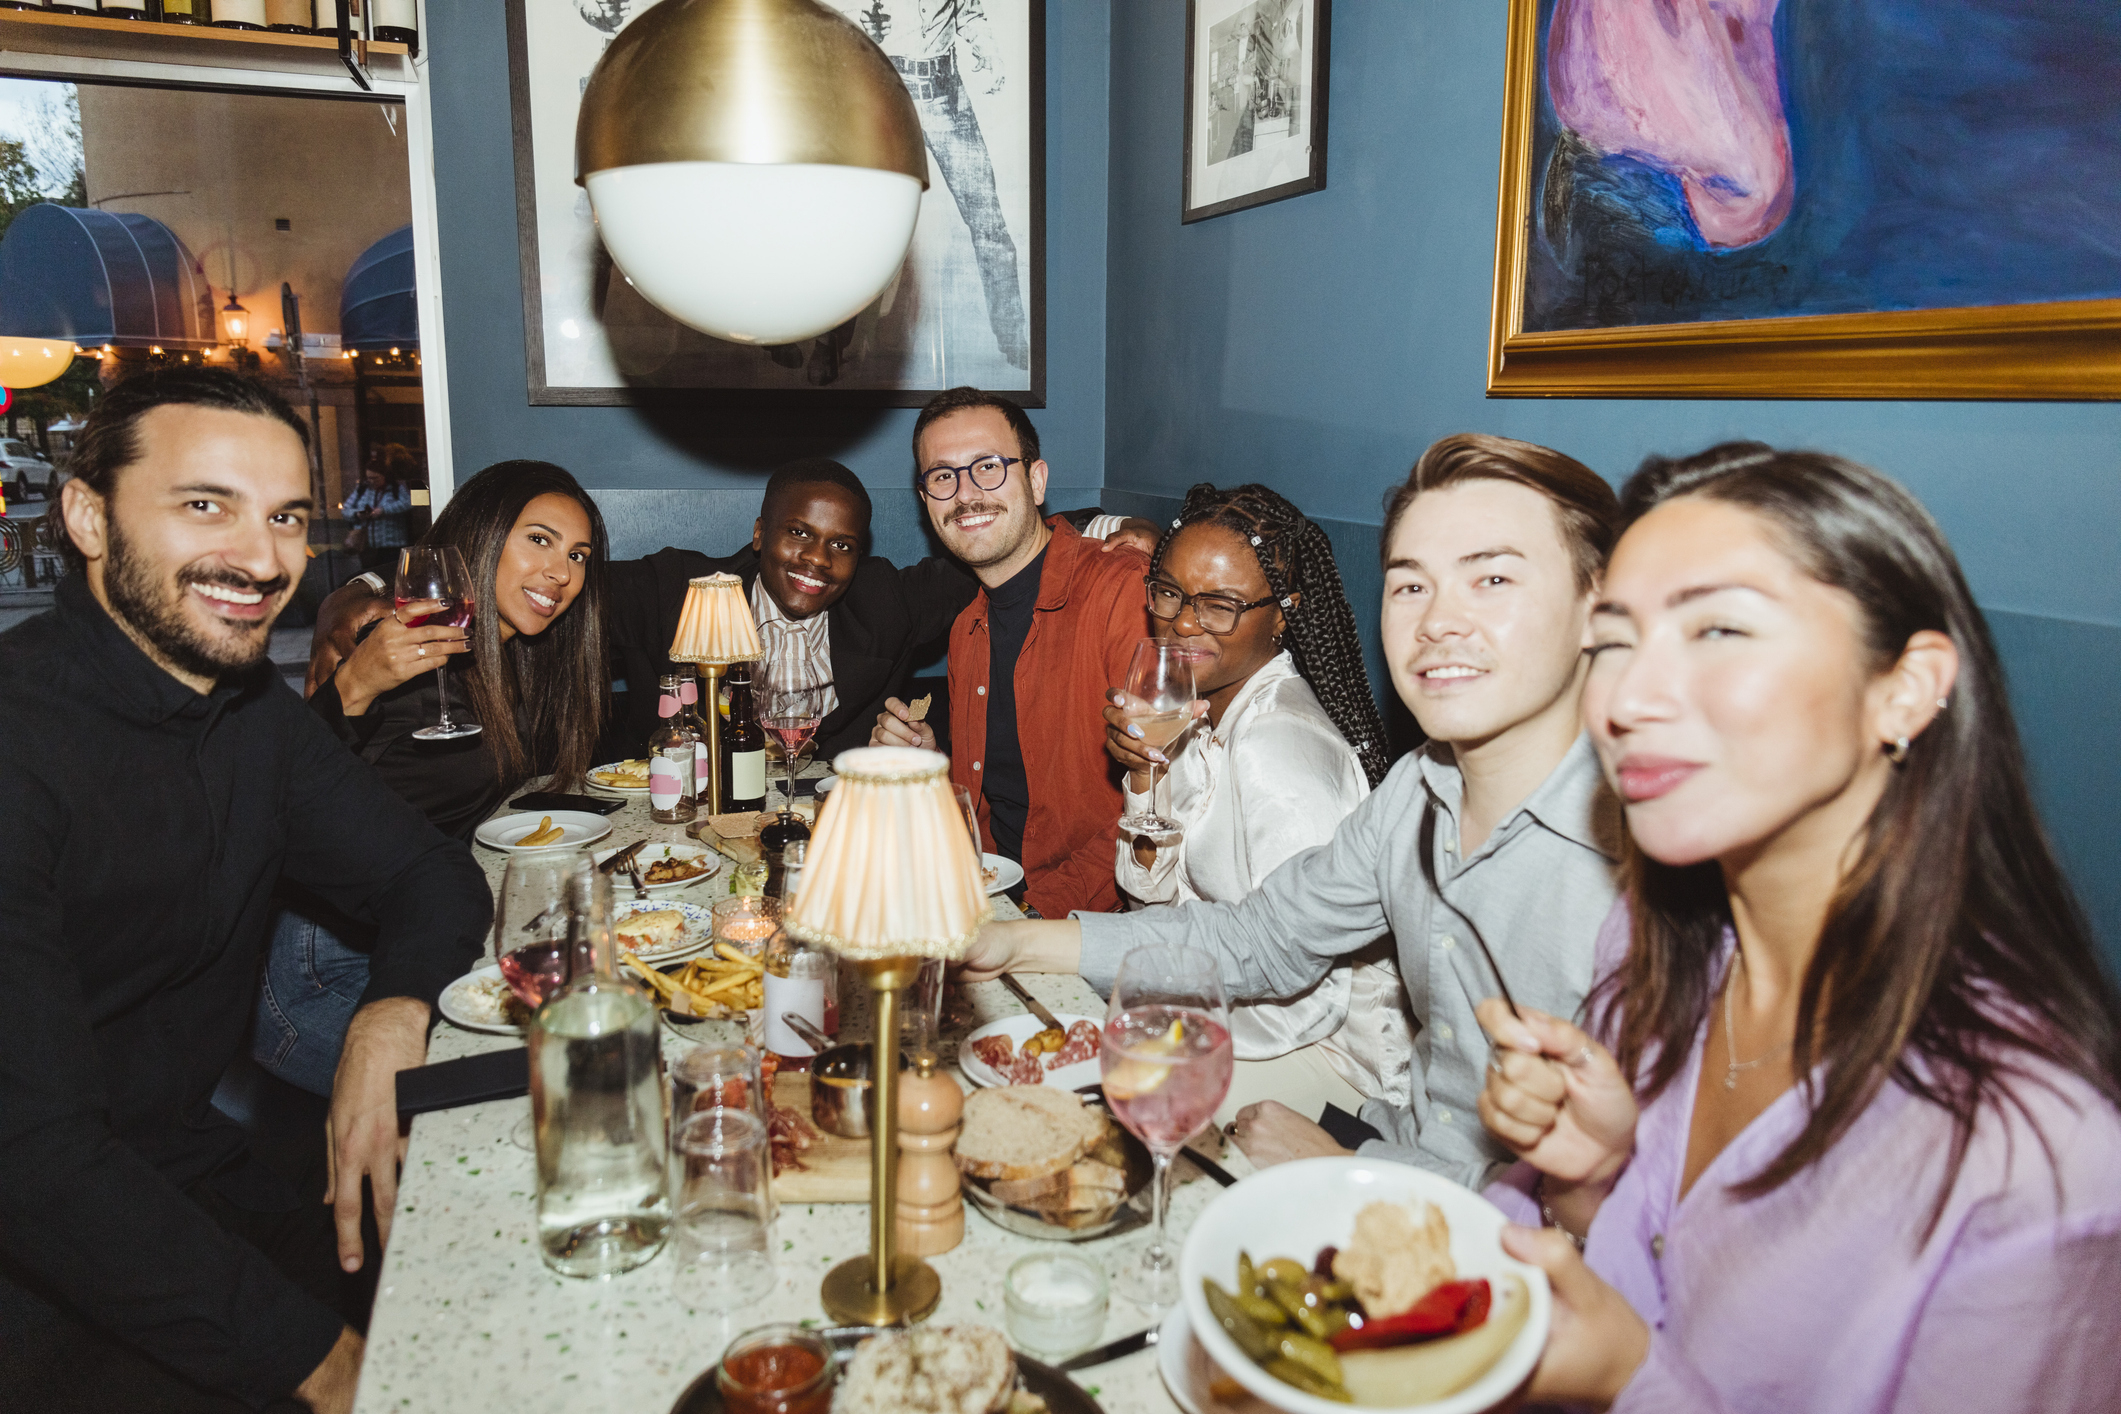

{"left": 0, "top": 204, "right": 213, "bottom": 349}
{"left": 340, "top": 225, "right": 417, "bottom": 352}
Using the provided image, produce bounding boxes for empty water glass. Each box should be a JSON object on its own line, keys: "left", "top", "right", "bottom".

{"left": 673, "top": 1107, "right": 776, "bottom": 1310}
{"left": 671, "top": 1044, "right": 773, "bottom": 1219}
{"left": 903, "top": 958, "right": 945, "bottom": 1058}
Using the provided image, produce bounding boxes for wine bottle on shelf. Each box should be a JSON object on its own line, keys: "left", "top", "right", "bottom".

{"left": 161, "top": 0, "right": 209, "bottom": 22}
{"left": 721, "top": 664, "right": 768, "bottom": 817}
{"left": 310, "top": 0, "right": 358, "bottom": 36}
{"left": 52, "top": 1, "right": 104, "bottom": 18}
{"left": 95, "top": 0, "right": 153, "bottom": 20}
{"left": 212, "top": 0, "right": 264, "bottom": 26}
{"left": 370, "top": 0, "right": 413, "bottom": 50}
{"left": 263, "top": 0, "right": 307, "bottom": 28}
{"left": 648, "top": 674, "right": 697, "bottom": 826}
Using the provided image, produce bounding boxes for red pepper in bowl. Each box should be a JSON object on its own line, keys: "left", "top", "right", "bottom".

{"left": 1328, "top": 1278, "right": 1491, "bottom": 1352}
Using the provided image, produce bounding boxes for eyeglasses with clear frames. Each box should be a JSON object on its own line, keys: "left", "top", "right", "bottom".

{"left": 921, "top": 455, "right": 1020, "bottom": 501}
{"left": 1145, "top": 576, "right": 1283, "bottom": 634}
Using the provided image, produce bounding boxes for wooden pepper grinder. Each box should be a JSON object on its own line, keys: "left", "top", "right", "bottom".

{"left": 895, "top": 1050, "right": 964, "bottom": 1257}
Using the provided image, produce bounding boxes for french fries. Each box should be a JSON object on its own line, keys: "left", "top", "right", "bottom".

{"left": 628, "top": 947, "right": 767, "bottom": 1017}
{"left": 516, "top": 815, "right": 564, "bottom": 847}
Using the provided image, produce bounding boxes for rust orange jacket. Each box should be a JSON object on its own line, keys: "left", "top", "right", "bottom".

{"left": 948, "top": 516, "right": 1151, "bottom": 918}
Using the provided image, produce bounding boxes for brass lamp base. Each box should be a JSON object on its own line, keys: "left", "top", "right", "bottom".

{"left": 820, "top": 1254, "right": 941, "bottom": 1327}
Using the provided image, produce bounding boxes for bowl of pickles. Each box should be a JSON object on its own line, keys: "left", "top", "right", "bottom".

{"left": 1177, "top": 1157, "right": 1550, "bottom": 1412}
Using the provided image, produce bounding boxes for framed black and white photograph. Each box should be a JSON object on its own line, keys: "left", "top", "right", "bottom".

{"left": 1182, "top": 0, "right": 1329, "bottom": 224}
{"left": 505, "top": 0, "right": 1045, "bottom": 406}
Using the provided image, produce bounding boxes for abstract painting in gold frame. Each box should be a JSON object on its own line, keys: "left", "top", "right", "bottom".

{"left": 1487, "top": 0, "right": 2121, "bottom": 400}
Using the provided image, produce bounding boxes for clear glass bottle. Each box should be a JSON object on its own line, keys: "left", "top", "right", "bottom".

{"left": 762, "top": 850, "right": 837, "bottom": 1067}
{"left": 531, "top": 868, "right": 670, "bottom": 1279}
{"left": 722, "top": 664, "right": 768, "bottom": 816}
{"left": 649, "top": 673, "right": 696, "bottom": 824}
{"left": 678, "top": 669, "right": 715, "bottom": 815}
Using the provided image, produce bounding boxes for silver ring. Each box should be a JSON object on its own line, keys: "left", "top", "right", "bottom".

{"left": 417, "top": 646, "right": 426, "bottom": 657}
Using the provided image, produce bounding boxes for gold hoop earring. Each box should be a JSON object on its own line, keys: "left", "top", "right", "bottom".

{"left": 1885, "top": 736, "right": 1911, "bottom": 765}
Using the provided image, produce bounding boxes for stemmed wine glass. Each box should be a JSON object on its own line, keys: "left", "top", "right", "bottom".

{"left": 394, "top": 545, "right": 481, "bottom": 741}
{"left": 1101, "top": 944, "right": 1233, "bottom": 1309}
{"left": 1114, "top": 638, "right": 1197, "bottom": 842}
{"left": 756, "top": 666, "right": 829, "bottom": 830}
{"left": 495, "top": 848, "right": 591, "bottom": 1148}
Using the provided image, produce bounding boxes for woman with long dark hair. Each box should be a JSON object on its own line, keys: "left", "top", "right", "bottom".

{"left": 256, "top": 460, "right": 611, "bottom": 1095}
{"left": 1476, "top": 444, "right": 2121, "bottom": 1411}
{"left": 1105, "top": 483, "right": 1407, "bottom": 1120}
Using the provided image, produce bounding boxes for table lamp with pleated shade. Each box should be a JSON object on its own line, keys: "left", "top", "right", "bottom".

{"left": 782, "top": 745, "right": 992, "bottom": 1325}
{"left": 666, "top": 573, "right": 763, "bottom": 815}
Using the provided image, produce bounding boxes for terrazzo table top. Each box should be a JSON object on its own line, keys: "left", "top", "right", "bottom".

{"left": 352, "top": 787, "right": 1247, "bottom": 1414}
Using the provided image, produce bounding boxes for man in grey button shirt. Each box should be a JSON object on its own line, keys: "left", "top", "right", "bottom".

{"left": 961, "top": 434, "right": 1625, "bottom": 1190}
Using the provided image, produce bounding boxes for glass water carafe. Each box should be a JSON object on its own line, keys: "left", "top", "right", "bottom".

{"left": 532, "top": 869, "right": 670, "bottom": 1278}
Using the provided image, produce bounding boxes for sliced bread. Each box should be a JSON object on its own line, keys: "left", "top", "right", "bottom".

{"left": 955, "top": 1086, "right": 1103, "bottom": 1181}
{"left": 988, "top": 1157, "right": 1129, "bottom": 1207}
{"left": 835, "top": 1325, "right": 1015, "bottom": 1414}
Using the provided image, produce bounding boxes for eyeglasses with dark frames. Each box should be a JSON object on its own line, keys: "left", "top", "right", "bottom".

{"left": 920, "top": 455, "right": 1021, "bottom": 501}
{"left": 1144, "top": 575, "right": 1284, "bottom": 634}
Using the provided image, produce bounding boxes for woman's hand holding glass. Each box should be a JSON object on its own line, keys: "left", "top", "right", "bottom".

{"left": 330, "top": 600, "right": 471, "bottom": 717}
{"left": 1102, "top": 689, "right": 1209, "bottom": 791}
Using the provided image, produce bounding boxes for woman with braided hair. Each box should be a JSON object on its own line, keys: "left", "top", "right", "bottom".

{"left": 1104, "top": 483, "right": 1411, "bottom": 1122}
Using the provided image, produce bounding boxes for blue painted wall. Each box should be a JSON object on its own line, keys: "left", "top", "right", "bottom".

{"left": 424, "top": 0, "right": 1111, "bottom": 572}
{"left": 1101, "top": 3, "right": 2119, "bottom": 961}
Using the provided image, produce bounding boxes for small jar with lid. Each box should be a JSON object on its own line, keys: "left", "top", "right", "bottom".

{"left": 1004, "top": 1251, "right": 1109, "bottom": 1360}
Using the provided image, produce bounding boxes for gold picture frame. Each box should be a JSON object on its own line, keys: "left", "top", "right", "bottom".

{"left": 1486, "top": 0, "right": 2121, "bottom": 401}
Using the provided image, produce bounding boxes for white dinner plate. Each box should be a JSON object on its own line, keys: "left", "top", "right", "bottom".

{"left": 437, "top": 964, "right": 525, "bottom": 1037}
{"left": 611, "top": 898, "right": 718, "bottom": 966}
{"left": 981, "top": 852, "right": 1024, "bottom": 896}
{"left": 583, "top": 760, "right": 652, "bottom": 796}
{"left": 475, "top": 811, "right": 613, "bottom": 853}
{"left": 592, "top": 840, "right": 722, "bottom": 892}
{"left": 957, "top": 1011, "right": 1102, "bottom": 1091}
{"left": 1159, "top": 1304, "right": 1277, "bottom": 1414}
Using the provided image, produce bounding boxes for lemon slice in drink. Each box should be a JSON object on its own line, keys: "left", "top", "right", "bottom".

{"left": 1103, "top": 1018, "right": 1185, "bottom": 1101}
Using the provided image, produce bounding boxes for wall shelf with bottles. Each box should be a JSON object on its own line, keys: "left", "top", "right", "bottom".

{"left": 0, "top": 9, "right": 413, "bottom": 84}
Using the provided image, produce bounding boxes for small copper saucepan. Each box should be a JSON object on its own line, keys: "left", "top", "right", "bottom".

{"left": 782, "top": 1013, "right": 907, "bottom": 1139}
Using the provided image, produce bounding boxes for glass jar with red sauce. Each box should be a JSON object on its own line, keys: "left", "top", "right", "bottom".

{"left": 715, "top": 1324, "right": 833, "bottom": 1414}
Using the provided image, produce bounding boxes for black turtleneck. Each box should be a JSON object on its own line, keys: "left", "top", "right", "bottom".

{"left": 982, "top": 544, "right": 1047, "bottom": 864}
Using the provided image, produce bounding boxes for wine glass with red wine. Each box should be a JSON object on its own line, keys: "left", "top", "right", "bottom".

{"left": 494, "top": 848, "right": 589, "bottom": 1147}
{"left": 757, "top": 667, "right": 829, "bottom": 838}
{"left": 394, "top": 544, "right": 481, "bottom": 741}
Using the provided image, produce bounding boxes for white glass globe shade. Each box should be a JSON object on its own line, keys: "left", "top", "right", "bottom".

{"left": 586, "top": 161, "right": 923, "bottom": 346}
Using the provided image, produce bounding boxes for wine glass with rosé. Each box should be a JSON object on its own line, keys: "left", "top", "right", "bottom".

{"left": 757, "top": 666, "right": 829, "bottom": 845}
{"left": 1114, "top": 639, "right": 1197, "bottom": 843}
{"left": 1101, "top": 943, "right": 1233, "bottom": 1309}
{"left": 393, "top": 545, "right": 480, "bottom": 740}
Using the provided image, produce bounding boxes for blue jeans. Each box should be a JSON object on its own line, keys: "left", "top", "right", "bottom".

{"left": 254, "top": 908, "right": 372, "bottom": 1097}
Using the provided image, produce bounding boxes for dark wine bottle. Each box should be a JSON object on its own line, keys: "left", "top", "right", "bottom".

{"left": 721, "top": 665, "right": 768, "bottom": 815}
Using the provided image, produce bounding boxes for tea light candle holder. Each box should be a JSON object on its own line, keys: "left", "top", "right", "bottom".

{"left": 1004, "top": 1251, "right": 1109, "bottom": 1360}
{"left": 713, "top": 894, "right": 781, "bottom": 955}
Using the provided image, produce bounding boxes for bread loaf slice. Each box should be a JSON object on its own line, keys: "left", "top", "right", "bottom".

{"left": 988, "top": 1157, "right": 1128, "bottom": 1206}
{"left": 955, "top": 1086, "right": 1102, "bottom": 1181}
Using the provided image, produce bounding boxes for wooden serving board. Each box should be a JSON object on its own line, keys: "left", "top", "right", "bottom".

{"left": 770, "top": 1072, "right": 872, "bottom": 1203}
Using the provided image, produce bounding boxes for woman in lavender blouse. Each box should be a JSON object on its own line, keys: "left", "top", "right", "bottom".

{"left": 1473, "top": 444, "right": 2121, "bottom": 1412}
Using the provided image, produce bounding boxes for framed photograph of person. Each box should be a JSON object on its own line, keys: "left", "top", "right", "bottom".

{"left": 1181, "top": 0, "right": 1331, "bottom": 224}
{"left": 1488, "top": 0, "right": 2121, "bottom": 399}
{"left": 505, "top": 0, "right": 1045, "bottom": 406}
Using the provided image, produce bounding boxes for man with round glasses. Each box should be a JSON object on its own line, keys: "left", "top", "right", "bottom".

{"left": 874, "top": 386, "right": 1153, "bottom": 917}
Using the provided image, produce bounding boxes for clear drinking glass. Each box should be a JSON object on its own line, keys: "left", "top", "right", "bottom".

{"left": 670, "top": 1043, "right": 773, "bottom": 1218}
{"left": 1114, "top": 638, "right": 1197, "bottom": 843}
{"left": 393, "top": 544, "right": 481, "bottom": 740}
{"left": 494, "top": 848, "right": 591, "bottom": 1150}
{"left": 756, "top": 664, "right": 829, "bottom": 820}
{"left": 673, "top": 1108, "right": 776, "bottom": 1310}
{"left": 1101, "top": 944, "right": 1233, "bottom": 1310}
{"left": 953, "top": 785, "right": 983, "bottom": 857}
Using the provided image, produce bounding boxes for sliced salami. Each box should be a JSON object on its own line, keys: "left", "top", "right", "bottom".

{"left": 968, "top": 1033, "right": 1016, "bottom": 1072}
{"left": 1005, "top": 1049, "right": 1047, "bottom": 1086}
{"left": 1046, "top": 1018, "right": 1101, "bottom": 1070}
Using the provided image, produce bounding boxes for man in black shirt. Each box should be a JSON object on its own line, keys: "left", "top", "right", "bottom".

{"left": 0, "top": 369, "right": 490, "bottom": 1411}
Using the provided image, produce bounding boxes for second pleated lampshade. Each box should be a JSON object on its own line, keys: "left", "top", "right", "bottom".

{"left": 667, "top": 572, "right": 764, "bottom": 666}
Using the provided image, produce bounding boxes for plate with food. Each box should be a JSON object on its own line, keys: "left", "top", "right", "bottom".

{"left": 593, "top": 840, "right": 721, "bottom": 891}
{"left": 437, "top": 964, "right": 527, "bottom": 1036}
{"left": 474, "top": 810, "right": 614, "bottom": 853}
{"left": 670, "top": 1322, "right": 1099, "bottom": 1414}
{"left": 1179, "top": 1158, "right": 1549, "bottom": 1413}
{"left": 814, "top": 772, "right": 837, "bottom": 796}
{"left": 610, "top": 899, "right": 717, "bottom": 964}
{"left": 627, "top": 944, "right": 767, "bottom": 1021}
{"left": 959, "top": 1013, "right": 1102, "bottom": 1091}
{"left": 982, "top": 853, "right": 1025, "bottom": 897}
{"left": 956, "top": 1085, "right": 1152, "bottom": 1242}
{"left": 585, "top": 758, "right": 653, "bottom": 795}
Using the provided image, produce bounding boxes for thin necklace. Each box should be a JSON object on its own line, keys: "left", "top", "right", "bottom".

{"left": 1723, "top": 950, "right": 1792, "bottom": 1091}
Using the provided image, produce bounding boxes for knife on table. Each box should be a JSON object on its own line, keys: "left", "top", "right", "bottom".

{"left": 1056, "top": 1326, "right": 1159, "bottom": 1372}
{"left": 999, "top": 973, "right": 1066, "bottom": 1034}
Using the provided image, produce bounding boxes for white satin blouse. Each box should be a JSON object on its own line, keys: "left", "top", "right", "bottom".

{"left": 1115, "top": 653, "right": 1413, "bottom": 1107}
